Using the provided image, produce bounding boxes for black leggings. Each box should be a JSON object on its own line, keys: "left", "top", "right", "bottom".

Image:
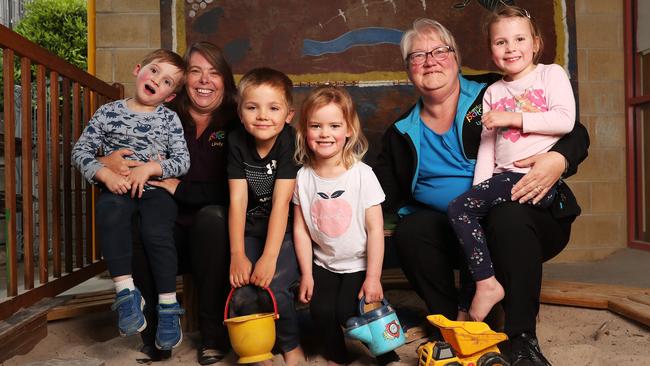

{"left": 448, "top": 172, "right": 555, "bottom": 281}
{"left": 133, "top": 205, "right": 230, "bottom": 350}
{"left": 393, "top": 203, "right": 570, "bottom": 336}
{"left": 310, "top": 265, "right": 366, "bottom": 364}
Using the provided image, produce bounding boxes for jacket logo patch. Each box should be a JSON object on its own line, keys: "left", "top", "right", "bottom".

{"left": 465, "top": 104, "right": 482, "bottom": 126}
{"left": 208, "top": 130, "right": 225, "bottom": 147}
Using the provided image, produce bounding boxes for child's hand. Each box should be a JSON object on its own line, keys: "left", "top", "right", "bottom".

{"left": 127, "top": 162, "right": 159, "bottom": 198}
{"left": 98, "top": 149, "right": 143, "bottom": 176}
{"left": 250, "top": 254, "right": 276, "bottom": 289}
{"left": 230, "top": 253, "right": 252, "bottom": 288}
{"left": 359, "top": 277, "right": 383, "bottom": 304}
{"left": 95, "top": 167, "right": 131, "bottom": 195}
{"left": 298, "top": 276, "right": 314, "bottom": 304}
{"left": 481, "top": 111, "right": 522, "bottom": 130}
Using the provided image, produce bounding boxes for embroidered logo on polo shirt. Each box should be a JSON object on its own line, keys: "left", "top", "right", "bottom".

{"left": 208, "top": 130, "right": 225, "bottom": 147}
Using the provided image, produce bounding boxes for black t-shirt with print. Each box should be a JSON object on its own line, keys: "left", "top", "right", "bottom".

{"left": 227, "top": 123, "right": 299, "bottom": 237}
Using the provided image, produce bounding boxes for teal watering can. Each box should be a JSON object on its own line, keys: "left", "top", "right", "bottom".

{"left": 345, "top": 297, "right": 406, "bottom": 356}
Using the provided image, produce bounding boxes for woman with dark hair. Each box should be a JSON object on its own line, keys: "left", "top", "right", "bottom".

{"left": 101, "top": 42, "right": 239, "bottom": 365}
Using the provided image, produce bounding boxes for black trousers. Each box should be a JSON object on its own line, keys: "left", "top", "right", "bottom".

{"left": 393, "top": 202, "right": 570, "bottom": 336}
{"left": 97, "top": 189, "right": 178, "bottom": 294}
{"left": 133, "top": 205, "right": 231, "bottom": 350}
{"left": 310, "top": 265, "right": 366, "bottom": 364}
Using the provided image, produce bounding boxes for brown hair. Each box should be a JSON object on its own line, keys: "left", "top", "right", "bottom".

{"left": 237, "top": 67, "right": 294, "bottom": 107}
{"left": 168, "top": 42, "right": 238, "bottom": 127}
{"left": 484, "top": 5, "right": 544, "bottom": 64}
{"left": 294, "top": 85, "right": 368, "bottom": 169}
{"left": 140, "top": 48, "right": 186, "bottom": 92}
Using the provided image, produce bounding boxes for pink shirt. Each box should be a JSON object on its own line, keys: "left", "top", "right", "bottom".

{"left": 473, "top": 63, "right": 576, "bottom": 185}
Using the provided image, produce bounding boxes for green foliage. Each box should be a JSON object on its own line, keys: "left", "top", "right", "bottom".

{"left": 14, "top": 0, "right": 88, "bottom": 70}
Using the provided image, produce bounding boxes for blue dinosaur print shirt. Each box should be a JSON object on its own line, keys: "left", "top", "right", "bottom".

{"left": 72, "top": 99, "right": 190, "bottom": 185}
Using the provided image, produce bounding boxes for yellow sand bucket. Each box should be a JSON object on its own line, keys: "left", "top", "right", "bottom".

{"left": 223, "top": 287, "right": 279, "bottom": 363}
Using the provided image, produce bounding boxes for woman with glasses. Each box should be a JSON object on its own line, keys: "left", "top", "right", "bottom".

{"left": 375, "top": 18, "right": 588, "bottom": 366}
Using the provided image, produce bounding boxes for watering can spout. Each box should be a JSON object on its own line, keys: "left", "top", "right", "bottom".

{"left": 345, "top": 317, "right": 373, "bottom": 343}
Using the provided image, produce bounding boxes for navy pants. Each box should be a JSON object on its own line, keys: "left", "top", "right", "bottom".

{"left": 133, "top": 205, "right": 230, "bottom": 350}
{"left": 237, "top": 232, "right": 300, "bottom": 353}
{"left": 96, "top": 189, "right": 178, "bottom": 294}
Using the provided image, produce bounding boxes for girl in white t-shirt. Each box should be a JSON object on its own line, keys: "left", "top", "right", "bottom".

{"left": 292, "top": 86, "right": 398, "bottom": 365}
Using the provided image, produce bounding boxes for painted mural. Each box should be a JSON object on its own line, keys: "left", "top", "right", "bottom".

{"left": 163, "top": 0, "right": 577, "bottom": 165}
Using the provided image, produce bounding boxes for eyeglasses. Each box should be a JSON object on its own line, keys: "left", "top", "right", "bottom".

{"left": 406, "top": 46, "right": 455, "bottom": 66}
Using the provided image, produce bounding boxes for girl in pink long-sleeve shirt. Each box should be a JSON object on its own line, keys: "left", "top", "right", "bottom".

{"left": 447, "top": 5, "right": 575, "bottom": 322}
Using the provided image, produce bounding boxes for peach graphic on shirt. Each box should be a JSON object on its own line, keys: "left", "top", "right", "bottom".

{"left": 311, "top": 190, "right": 352, "bottom": 238}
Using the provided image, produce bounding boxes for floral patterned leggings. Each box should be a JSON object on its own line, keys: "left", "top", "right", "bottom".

{"left": 448, "top": 172, "right": 556, "bottom": 282}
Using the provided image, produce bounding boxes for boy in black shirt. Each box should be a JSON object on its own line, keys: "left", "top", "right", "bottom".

{"left": 227, "top": 68, "right": 304, "bottom": 365}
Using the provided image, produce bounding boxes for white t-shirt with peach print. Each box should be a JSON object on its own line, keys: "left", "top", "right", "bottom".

{"left": 292, "top": 161, "right": 385, "bottom": 273}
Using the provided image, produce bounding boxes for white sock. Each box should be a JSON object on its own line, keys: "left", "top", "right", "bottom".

{"left": 159, "top": 293, "right": 177, "bottom": 305}
{"left": 114, "top": 277, "right": 135, "bottom": 294}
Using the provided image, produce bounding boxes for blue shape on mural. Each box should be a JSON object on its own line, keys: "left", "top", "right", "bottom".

{"left": 303, "top": 27, "right": 403, "bottom": 57}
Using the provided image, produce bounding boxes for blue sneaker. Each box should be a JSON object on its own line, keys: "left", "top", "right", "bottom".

{"left": 155, "top": 302, "right": 185, "bottom": 350}
{"left": 111, "top": 288, "right": 147, "bottom": 336}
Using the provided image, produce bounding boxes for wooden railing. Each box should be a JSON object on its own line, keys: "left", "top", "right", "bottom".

{"left": 0, "top": 24, "right": 123, "bottom": 320}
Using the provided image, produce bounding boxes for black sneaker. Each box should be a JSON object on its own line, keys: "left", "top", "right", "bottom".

{"left": 197, "top": 345, "right": 228, "bottom": 365}
{"left": 137, "top": 344, "right": 171, "bottom": 362}
{"left": 506, "top": 333, "right": 552, "bottom": 366}
{"left": 376, "top": 350, "right": 400, "bottom": 366}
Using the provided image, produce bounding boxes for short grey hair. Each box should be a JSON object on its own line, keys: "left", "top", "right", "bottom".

{"left": 400, "top": 18, "right": 461, "bottom": 67}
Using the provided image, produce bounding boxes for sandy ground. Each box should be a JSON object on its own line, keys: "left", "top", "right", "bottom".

{"left": 4, "top": 289, "right": 650, "bottom": 366}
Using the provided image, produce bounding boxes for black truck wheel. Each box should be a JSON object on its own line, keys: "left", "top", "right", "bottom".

{"left": 477, "top": 352, "right": 510, "bottom": 366}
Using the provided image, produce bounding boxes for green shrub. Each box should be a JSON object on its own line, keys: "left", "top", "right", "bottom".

{"left": 14, "top": 0, "right": 87, "bottom": 70}
{"left": 1, "top": 0, "right": 86, "bottom": 113}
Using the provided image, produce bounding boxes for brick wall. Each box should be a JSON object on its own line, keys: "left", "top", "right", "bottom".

{"left": 95, "top": 0, "right": 161, "bottom": 97}
{"left": 93, "top": 0, "right": 628, "bottom": 262}
{"left": 556, "top": 0, "right": 627, "bottom": 262}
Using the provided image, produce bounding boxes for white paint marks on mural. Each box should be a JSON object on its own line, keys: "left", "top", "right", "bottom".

{"left": 421, "top": 0, "right": 427, "bottom": 10}
{"left": 338, "top": 9, "right": 347, "bottom": 22}
{"left": 385, "top": 0, "right": 397, "bottom": 13}
{"left": 362, "top": 0, "right": 369, "bottom": 16}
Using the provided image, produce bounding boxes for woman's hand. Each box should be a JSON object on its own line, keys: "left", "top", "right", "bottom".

{"left": 250, "top": 254, "right": 277, "bottom": 289}
{"left": 147, "top": 178, "right": 180, "bottom": 195}
{"left": 98, "top": 149, "right": 143, "bottom": 176}
{"left": 359, "top": 277, "right": 383, "bottom": 304}
{"left": 298, "top": 276, "right": 314, "bottom": 304}
{"left": 229, "top": 253, "right": 252, "bottom": 288}
{"left": 511, "top": 151, "right": 566, "bottom": 204}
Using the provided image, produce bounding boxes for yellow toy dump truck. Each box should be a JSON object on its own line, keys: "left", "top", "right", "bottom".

{"left": 417, "top": 315, "right": 509, "bottom": 366}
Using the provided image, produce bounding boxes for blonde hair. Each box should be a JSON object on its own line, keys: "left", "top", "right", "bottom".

{"left": 294, "top": 85, "right": 368, "bottom": 169}
{"left": 484, "top": 5, "right": 544, "bottom": 64}
{"left": 400, "top": 18, "right": 461, "bottom": 67}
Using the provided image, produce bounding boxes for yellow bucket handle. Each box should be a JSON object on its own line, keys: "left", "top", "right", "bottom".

{"left": 224, "top": 286, "right": 279, "bottom": 321}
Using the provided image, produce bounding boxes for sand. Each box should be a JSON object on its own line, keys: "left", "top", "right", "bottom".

{"left": 4, "top": 289, "right": 650, "bottom": 366}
